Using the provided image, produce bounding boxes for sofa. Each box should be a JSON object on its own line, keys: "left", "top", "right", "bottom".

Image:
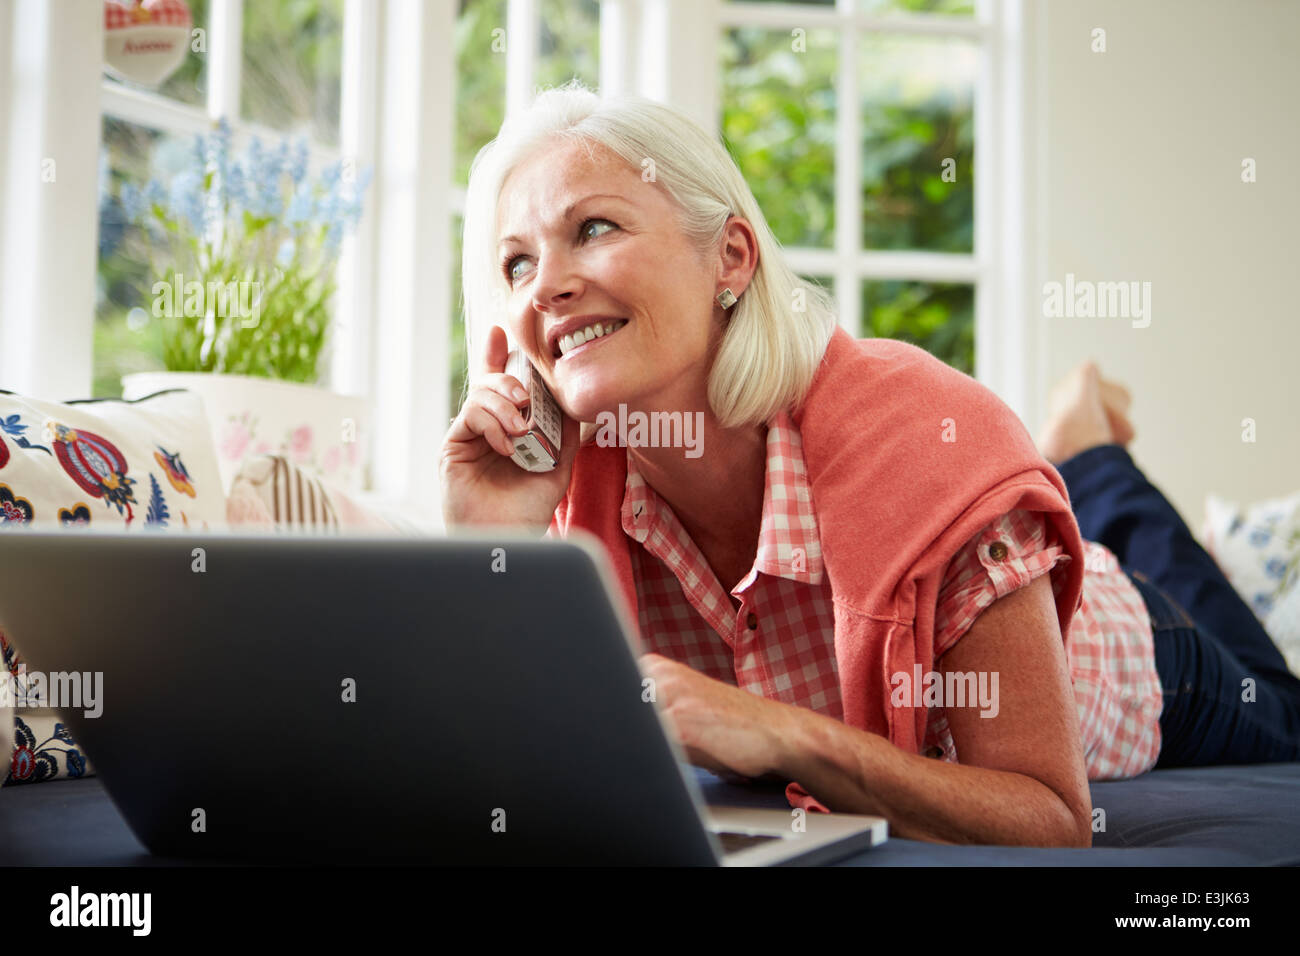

{"left": 1, "top": 385, "right": 1298, "bottom": 865}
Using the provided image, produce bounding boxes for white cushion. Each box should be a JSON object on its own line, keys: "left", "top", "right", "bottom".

{"left": 0, "top": 388, "right": 225, "bottom": 531}
{"left": 0, "top": 386, "right": 224, "bottom": 784}
{"left": 1202, "top": 489, "right": 1300, "bottom": 675}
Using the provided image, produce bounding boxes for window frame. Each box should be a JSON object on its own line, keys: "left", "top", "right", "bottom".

{"left": 98, "top": 0, "right": 362, "bottom": 389}
{"left": 717, "top": 0, "right": 990, "bottom": 365}
{"left": 1, "top": 0, "right": 1034, "bottom": 519}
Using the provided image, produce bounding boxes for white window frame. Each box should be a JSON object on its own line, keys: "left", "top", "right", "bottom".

{"left": 99, "top": 0, "right": 365, "bottom": 388}
{"left": 713, "top": 1, "right": 1021, "bottom": 403}
{"left": 604, "top": 0, "right": 1037, "bottom": 424}
{"left": 2, "top": 0, "right": 1035, "bottom": 521}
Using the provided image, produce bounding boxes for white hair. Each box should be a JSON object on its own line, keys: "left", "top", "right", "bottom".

{"left": 460, "top": 81, "right": 838, "bottom": 428}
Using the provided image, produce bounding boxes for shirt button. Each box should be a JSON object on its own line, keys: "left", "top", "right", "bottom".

{"left": 746, "top": 613, "right": 758, "bottom": 630}
{"left": 988, "top": 540, "right": 1009, "bottom": 561}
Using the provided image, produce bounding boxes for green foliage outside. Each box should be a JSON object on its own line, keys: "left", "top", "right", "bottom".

{"left": 721, "top": 26, "right": 976, "bottom": 374}
{"left": 97, "top": 0, "right": 977, "bottom": 402}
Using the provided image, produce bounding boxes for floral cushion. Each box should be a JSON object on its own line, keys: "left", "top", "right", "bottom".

{"left": 2, "top": 630, "right": 92, "bottom": 785}
{"left": 0, "top": 388, "right": 225, "bottom": 532}
{"left": 1, "top": 386, "right": 224, "bottom": 785}
{"left": 1203, "top": 489, "right": 1300, "bottom": 675}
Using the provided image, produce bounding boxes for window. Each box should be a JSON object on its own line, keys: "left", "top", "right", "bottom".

{"left": 720, "top": 0, "right": 981, "bottom": 373}
{"left": 450, "top": 0, "right": 601, "bottom": 413}
{"left": 95, "top": 0, "right": 354, "bottom": 396}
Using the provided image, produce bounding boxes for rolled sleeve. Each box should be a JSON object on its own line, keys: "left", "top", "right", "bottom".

{"left": 934, "top": 508, "right": 1070, "bottom": 659}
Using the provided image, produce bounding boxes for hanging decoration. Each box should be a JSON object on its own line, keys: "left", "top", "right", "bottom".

{"left": 103, "top": 0, "right": 193, "bottom": 88}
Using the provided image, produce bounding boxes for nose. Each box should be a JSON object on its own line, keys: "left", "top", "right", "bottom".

{"left": 530, "top": 247, "right": 583, "bottom": 313}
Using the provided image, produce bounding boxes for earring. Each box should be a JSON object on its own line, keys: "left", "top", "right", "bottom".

{"left": 716, "top": 288, "right": 738, "bottom": 309}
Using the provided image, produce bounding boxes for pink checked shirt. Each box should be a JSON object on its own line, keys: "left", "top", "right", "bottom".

{"left": 625, "top": 411, "right": 1164, "bottom": 781}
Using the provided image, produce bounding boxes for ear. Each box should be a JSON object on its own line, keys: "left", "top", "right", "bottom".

{"left": 716, "top": 216, "right": 759, "bottom": 300}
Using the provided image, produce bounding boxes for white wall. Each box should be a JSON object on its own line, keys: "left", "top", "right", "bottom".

{"left": 1030, "top": 0, "right": 1299, "bottom": 534}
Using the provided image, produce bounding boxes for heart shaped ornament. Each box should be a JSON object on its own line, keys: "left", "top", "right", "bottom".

{"left": 103, "top": 0, "right": 193, "bottom": 88}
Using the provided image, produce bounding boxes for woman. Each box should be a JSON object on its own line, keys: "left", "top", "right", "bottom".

{"left": 440, "top": 84, "right": 1300, "bottom": 847}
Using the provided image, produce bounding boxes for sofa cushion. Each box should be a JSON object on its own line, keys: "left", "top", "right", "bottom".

{"left": 226, "top": 454, "right": 402, "bottom": 533}
{"left": 1, "top": 386, "right": 225, "bottom": 786}
{"left": 1203, "top": 489, "right": 1300, "bottom": 674}
{"left": 0, "top": 388, "right": 225, "bottom": 532}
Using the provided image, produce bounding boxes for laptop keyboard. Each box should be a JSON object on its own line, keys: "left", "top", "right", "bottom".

{"left": 715, "top": 831, "right": 785, "bottom": 854}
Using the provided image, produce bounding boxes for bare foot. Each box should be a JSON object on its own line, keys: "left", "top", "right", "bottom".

{"left": 1036, "top": 360, "right": 1135, "bottom": 465}
{"left": 1098, "top": 377, "right": 1136, "bottom": 446}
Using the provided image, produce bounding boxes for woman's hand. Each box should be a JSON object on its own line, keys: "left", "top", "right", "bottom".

{"left": 639, "top": 652, "right": 797, "bottom": 780}
{"left": 440, "top": 325, "right": 581, "bottom": 532}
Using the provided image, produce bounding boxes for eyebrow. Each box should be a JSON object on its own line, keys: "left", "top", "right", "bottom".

{"left": 498, "top": 193, "right": 634, "bottom": 248}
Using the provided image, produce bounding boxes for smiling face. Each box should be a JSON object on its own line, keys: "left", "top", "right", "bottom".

{"left": 494, "top": 137, "right": 722, "bottom": 422}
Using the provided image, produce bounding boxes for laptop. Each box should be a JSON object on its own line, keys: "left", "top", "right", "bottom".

{"left": 0, "top": 529, "right": 886, "bottom": 865}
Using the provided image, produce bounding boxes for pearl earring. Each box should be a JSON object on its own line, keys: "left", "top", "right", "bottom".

{"left": 716, "top": 288, "right": 738, "bottom": 309}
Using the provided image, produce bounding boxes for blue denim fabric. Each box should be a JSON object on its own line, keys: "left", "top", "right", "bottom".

{"left": 1055, "top": 444, "right": 1300, "bottom": 767}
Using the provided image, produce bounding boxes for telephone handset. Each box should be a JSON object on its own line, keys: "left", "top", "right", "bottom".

{"left": 505, "top": 349, "right": 562, "bottom": 472}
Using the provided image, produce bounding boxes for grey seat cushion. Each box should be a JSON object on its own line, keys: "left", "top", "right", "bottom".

{"left": 694, "top": 762, "right": 1300, "bottom": 865}
{"left": 2, "top": 763, "right": 1298, "bottom": 865}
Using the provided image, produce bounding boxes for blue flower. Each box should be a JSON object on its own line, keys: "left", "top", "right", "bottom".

{"left": 258, "top": 142, "right": 289, "bottom": 216}
{"left": 243, "top": 137, "right": 270, "bottom": 214}
{"left": 289, "top": 138, "right": 309, "bottom": 186}
{"left": 168, "top": 169, "right": 205, "bottom": 233}
{"left": 209, "top": 117, "right": 233, "bottom": 172}
{"left": 225, "top": 161, "right": 248, "bottom": 209}
{"left": 66, "top": 749, "right": 86, "bottom": 778}
{"left": 143, "top": 179, "right": 166, "bottom": 211}
{"left": 276, "top": 238, "right": 296, "bottom": 267}
{"left": 324, "top": 221, "right": 343, "bottom": 252}
{"left": 120, "top": 181, "right": 146, "bottom": 222}
{"left": 286, "top": 185, "right": 314, "bottom": 224}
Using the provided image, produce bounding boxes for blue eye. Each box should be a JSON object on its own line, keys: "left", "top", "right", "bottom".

{"left": 502, "top": 219, "right": 617, "bottom": 285}
{"left": 506, "top": 256, "right": 531, "bottom": 282}
{"left": 582, "top": 219, "right": 616, "bottom": 240}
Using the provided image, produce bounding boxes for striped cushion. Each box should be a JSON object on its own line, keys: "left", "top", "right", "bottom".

{"left": 228, "top": 455, "right": 340, "bottom": 532}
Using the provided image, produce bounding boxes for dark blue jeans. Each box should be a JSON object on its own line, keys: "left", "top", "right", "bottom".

{"left": 1056, "top": 444, "right": 1300, "bottom": 767}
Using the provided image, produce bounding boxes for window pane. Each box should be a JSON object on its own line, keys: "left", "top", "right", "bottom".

{"left": 537, "top": 0, "right": 599, "bottom": 90}
{"left": 859, "top": 35, "right": 976, "bottom": 253}
{"left": 451, "top": 214, "right": 469, "bottom": 415}
{"left": 152, "top": 0, "right": 209, "bottom": 105}
{"left": 801, "top": 275, "right": 835, "bottom": 300}
{"left": 456, "top": 0, "right": 507, "bottom": 186}
{"left": 721, "top": 27, "right": 837, "bottom": 249}
{"left": 860, "top": 280, "right": 973, "bottom": 373}
{"left": 241, "top": 0, "right": 344, "bottom": 144}
{"left": 96, "top": 119, "right": 197, "bottom": 397}
{"left": 857, "top": 0, "right": 975, "bottom": 14}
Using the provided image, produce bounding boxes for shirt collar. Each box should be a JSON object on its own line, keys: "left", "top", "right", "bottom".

{"left": 619, "top": 409, "right": 824, "bottom": 588}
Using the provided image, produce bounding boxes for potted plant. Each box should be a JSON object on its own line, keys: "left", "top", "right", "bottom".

{"left": 118, "top": 119, "right": 372, "bottom": 494}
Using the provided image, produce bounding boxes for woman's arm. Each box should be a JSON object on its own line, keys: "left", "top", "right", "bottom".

{"left": 644, "top": 572, "right": 1092, "bottom": 847}
{"left": 781, "top": 572, "right": 1092, "bottom": 845}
